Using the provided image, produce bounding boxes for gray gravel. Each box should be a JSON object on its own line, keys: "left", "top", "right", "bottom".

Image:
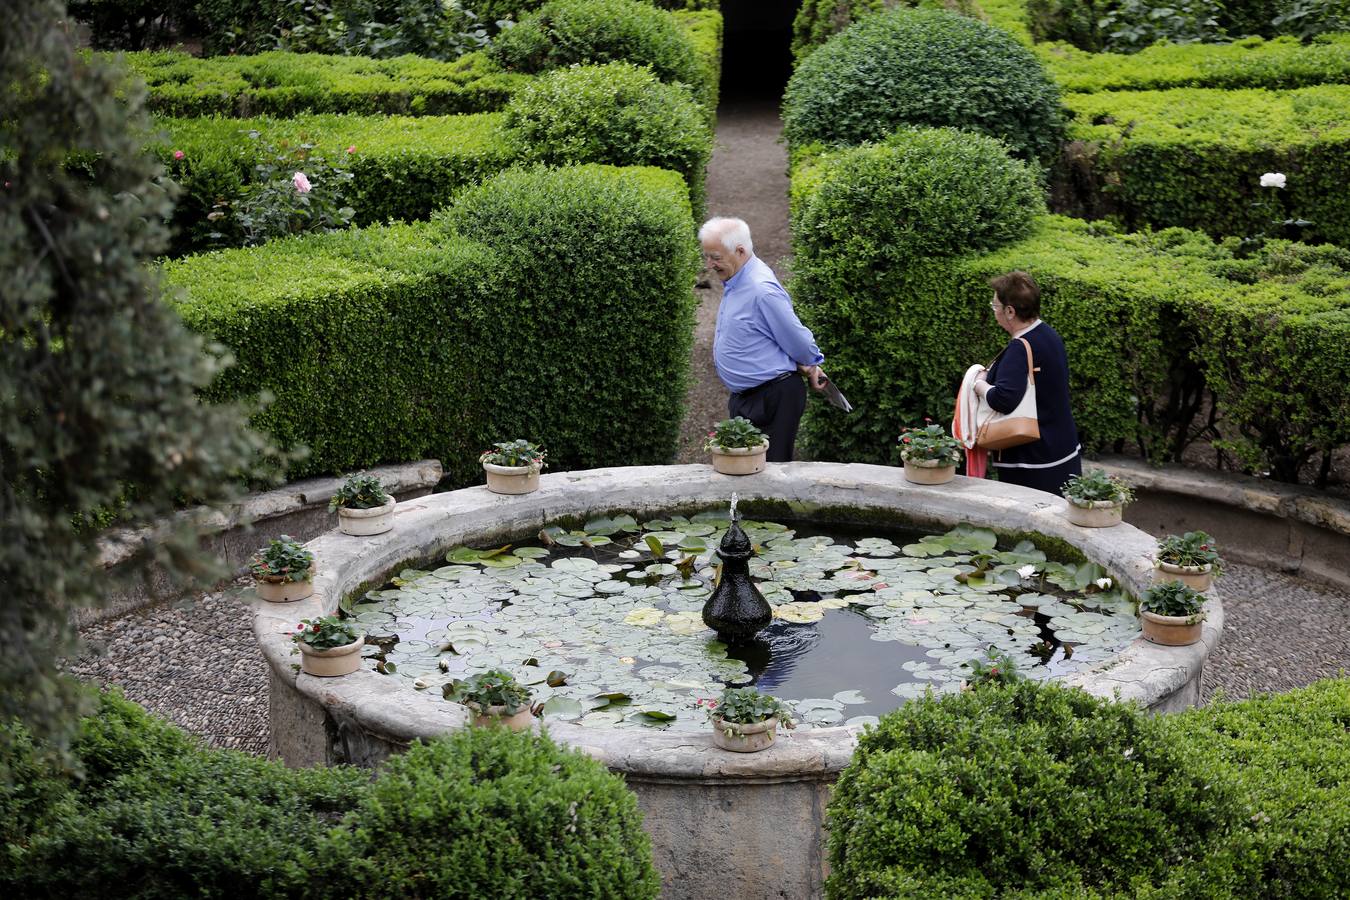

{"left": 68, "top": 562, "right": 1350, "bottom": 755}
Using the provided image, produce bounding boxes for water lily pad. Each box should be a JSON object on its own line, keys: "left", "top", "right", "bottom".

{"left": 833, "top": 689, "right": 867, "bottom": 705}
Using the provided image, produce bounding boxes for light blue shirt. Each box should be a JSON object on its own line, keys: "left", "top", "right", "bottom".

{"left": 713, "top": 256, "right": 824, "bottom": 393}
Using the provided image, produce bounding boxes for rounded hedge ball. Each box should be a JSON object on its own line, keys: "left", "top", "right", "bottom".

{"left": 783, "top": 7, "right": 1064, "bottom": 163}
{"left": 793, "top": 127, "right": 1046, "bottom": 262}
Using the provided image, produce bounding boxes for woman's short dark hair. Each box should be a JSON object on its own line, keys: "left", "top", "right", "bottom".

{"left": 990, "top": 270, "right": 1040, "bottom": 320}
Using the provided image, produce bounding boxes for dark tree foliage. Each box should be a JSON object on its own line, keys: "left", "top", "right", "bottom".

{"left": 0, "top": 0, "right": 269, "bottom": 771}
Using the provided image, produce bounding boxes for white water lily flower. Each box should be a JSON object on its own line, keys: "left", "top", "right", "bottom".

{"left": 1095, "top": 577, "right": 1113, "bottom": 590}
{"left": 1259, "top": 172, "right": 1286, "bottom": 189}
{"left": 1017, "top": 565, "right": 1037, "bottom": 579}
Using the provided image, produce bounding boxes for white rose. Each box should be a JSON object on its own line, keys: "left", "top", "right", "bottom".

{"left": 1259, "top": 172, "right": 1286, "bottom": 189}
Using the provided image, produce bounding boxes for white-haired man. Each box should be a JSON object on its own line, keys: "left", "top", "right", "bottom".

{"left": 700, "top": 216, "right": 826, "bottom": 462}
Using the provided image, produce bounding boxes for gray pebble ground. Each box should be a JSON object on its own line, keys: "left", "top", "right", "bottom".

{"left": 69, "top": 102, "right": 1350, "bottom": 754}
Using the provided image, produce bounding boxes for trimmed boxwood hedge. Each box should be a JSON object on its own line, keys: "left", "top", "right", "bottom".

{"left": 789, "top": 0, "right": 977, "bottom": 63}
{"left": 782, "top": 6, "right": 1063, "bottom": 163}
{"left": 488, "top": 0, "right": 717, "bottom": 113}
{"left": 826, "top": 678, "right": 1350, "bottom": 898}
{"left": 1056, "top": 84, "right": 1350, "bottom": 246}
{"left": 1, "top": 689, "right": 660, "bottom": 899}
{"left": 791, "top": 141, "right": 1350, "bottom": 481}
{"left": 826, "top": 681, "right": 1241, "bottom": 898}
{"left": 163, "top": 165, "right": 700, "bottom": 482}
{"left": 502, "top": 62, "right": 711, "bottom": 214}
{"left": 155, "top": 112, "right": 516, "bottom": 254}
{"left": 117, "top": 5, "right": 720, "bottom": 120}
{"left": 122, "top": 49, "right": 531, "bottom": 118}
{"left": 1042, "top": 33, "right": 1350, "bottom": 93}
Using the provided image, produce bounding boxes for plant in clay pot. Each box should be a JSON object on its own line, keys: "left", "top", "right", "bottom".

{"left": 1061, "top": 468, "right": 1134, "bottom": 527}
{"left": 898, "top": 421, "right": 962, "bottom": 484}
{"left": 329, "top": 471, "right": 395, "bottom": 535}
{"left": 249, "top": 534, "right": 316, "bottom": 602}
{"left": 292, "top": 615, "right": 364, "bottom": 676}
{"left": 704, "top": 686, "right": 795, "bottom": 753}
{"left": 445, "top": 668, "right": 535, "bottom": 730}
{"left": 480, "top": 439, "right": 547, "bottom": 494}
{"left": 1154, "top": 531, "right": 1223, "bottom": 591}
{"left": 704, "top": 416, "right": 769, "bottom": 475}
{"left": 1139, "top": 580, "right": 1206, "bottom": 647}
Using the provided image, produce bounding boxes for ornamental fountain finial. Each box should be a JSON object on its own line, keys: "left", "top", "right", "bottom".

{"left": 701, "top": 497, "right": 771, "bottom": 644}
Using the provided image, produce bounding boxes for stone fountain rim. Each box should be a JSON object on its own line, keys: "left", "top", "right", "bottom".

{"left": 250, "top": 463, "right": 1223, "bottom": 780}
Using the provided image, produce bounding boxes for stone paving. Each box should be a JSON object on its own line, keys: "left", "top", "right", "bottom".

{"left": 68, "top": 561, "right": 1350, "bottom": 755}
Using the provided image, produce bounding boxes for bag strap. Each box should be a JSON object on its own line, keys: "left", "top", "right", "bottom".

{"left": 1018, "top": 337, "right": 1036, "bottom": 385}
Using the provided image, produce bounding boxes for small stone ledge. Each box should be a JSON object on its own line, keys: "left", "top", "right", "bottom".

{"left": 85, "top": 460, "right": 443, "bottom": 626}
{"left": 253, "top": 463, "right": 1218, "bottom": 780}
{"left": 1097, "top": 456, "right": 1350, "bottom": 589}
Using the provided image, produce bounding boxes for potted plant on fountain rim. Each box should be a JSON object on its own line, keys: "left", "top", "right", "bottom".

{"left": 292, "top": 615, "right": 364, "bottom": 676}
{"left": 445, "top": 668, "right": 535, "bottom": 730}
{"left": 1061, "top": 468, "right": 1134, "bottom": 528}
{"left": 1139, "top": 580, "right": 1207, "bottom": 646}
{"left": 704, "top": 686, "right": 795, "bottom": 753}
{"left": 899, "top": 422, "right": 963, "bottom": 485}
{"left": 1154, "top": 531, "right": 1223, "bottom": 591}
{"left": 249, "top": 535, "right": 315, "bottom": 602}
{"left": 330, "top": 471, "right": 395, "bottom": 536}
{"left": 480, "top": 440, "right": 547, "bottom": 494}
{"left": 704, "top": 417, "right": 769, "bottom": 475}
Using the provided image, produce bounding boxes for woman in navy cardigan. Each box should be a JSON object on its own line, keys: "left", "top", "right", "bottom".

{"left": 973, "top": 271, "right": 1081, "bottom": 495}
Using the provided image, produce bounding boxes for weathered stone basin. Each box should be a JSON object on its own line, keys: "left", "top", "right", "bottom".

{"left": 254, "top": 463, "right": 1222, "bottom": 900}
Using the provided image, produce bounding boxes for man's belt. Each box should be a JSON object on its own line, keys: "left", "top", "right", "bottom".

{"left": 735, "top": 371, "right": 796, "bottom": 398}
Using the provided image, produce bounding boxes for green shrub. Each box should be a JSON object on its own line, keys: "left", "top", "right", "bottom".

{"left": 790, "top": 145, "right": 1350, "bottom": 481}
{"left": 782, "top": 7, "right": 1063, "bottom": 163}
{"left": 1042, "top": 33, "right": 1350, "bottom": 93}
{"left": 155, "top": 112, "right": 516, "bottom": 254}
{"left": 1154, "top": 679, "right": 1350, "bottom": 897}
{"left": 1056, "top": 84, "right": 1350, "bottom": 246}
{"left": 502, "top": 62, "right": 711, "bottom": 212}
{"left": 1024, "top": 0, "right": 1350, "bottom": 51}
{"left": 164, "top": 165, "right": 698, "bottom": 482}
{"left": 341, "top": 727, "right": 659, "bottom": 898}
{"left": 122, "top": 50, "right": 531, "bottom": 118}
{"left": 789, "top": 0, "right": 977, "bottom": 63}
{"left": 791, "top": 128, "right": 1044, "bottom": 272}
{"left": 825, "top": 681, "right": 1241, "bottom": 898}
{"left": 488, "top": 0, "right": 715, "bottom": 111}
{"left": 2, "top": 690, "right": 369, "bottom": 899}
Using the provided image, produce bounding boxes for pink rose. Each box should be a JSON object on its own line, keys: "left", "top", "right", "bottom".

{"left": 346, "top": 145, "right": 357, "bottom": 154}
{"left": 292, "top": 171, "right": 312, "bottom": 193}
{"left": 173, "top": 150, "right": 185, "bottom": 160}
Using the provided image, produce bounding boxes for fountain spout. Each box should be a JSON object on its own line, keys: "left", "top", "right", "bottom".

{"left": 702, "top": 501, "right": 772, "bottom": 644}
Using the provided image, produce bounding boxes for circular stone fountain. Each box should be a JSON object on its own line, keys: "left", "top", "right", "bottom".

{"left": 253, "top": 464, "right": 1222, "bottom": 900}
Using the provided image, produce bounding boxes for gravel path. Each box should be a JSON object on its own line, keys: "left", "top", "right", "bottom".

{"left": 70, "top": 100, "right": 1350, "bottom": 754}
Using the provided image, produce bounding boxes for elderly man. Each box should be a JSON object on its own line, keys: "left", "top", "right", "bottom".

{"left": 701, "top": 216, "right": 825, "bottom": 462}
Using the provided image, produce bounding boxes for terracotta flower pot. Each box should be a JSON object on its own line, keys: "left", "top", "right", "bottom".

{"left": 1140, "top": 609, "right": 1205, "bottom": 647}
{"left": 255, "top": 576, "right": 314, "bottom": 603}
{"left": 298, "top": 635, "right": 365, "bottom": 677}
{"left": 337, "top": 498, "right": 396, "bottom": 536}
{"left": 1065, "top": 497, "right": 1124, "bottom": 528}
{"left": 710, "top": 441, "right": 769, "bottom": 476}
{"left": 711, "top": 716, "right": 780, "bottom": 753}
{"left": 1154, "top": 561, "right": 1214, "bottom": 592}
{"left": 903, "top": 457, "right": 957, "bottom": 485}
{"left": 468, "top": 703, "right": 535, "bottom": 731}
{"left": 483, "top": 462, "right": 541, "bottom": 495}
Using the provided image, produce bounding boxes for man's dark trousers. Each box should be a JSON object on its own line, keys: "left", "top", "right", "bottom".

{"left": 728, "top": 372, "right": 807, "bottom": 463}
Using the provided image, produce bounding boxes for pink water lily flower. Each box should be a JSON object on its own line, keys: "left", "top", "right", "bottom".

{"left": 292, "top": 171, "right": 312, "bottom": 193}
